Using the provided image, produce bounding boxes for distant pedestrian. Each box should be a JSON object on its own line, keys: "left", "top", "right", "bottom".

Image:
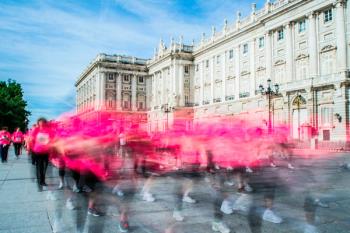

{"left": 0, "top": 127, "right": 11, "bottom": 163}
{"left": 31, "top": 118, "right": 54, "bottom": 191}
{"left": 12, "top": 127, "right": 24, "bottom": 158}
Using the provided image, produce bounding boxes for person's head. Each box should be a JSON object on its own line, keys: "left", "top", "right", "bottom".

{"left": 1, "top": 126, "right": 8, "bottom": 131}
{"left": 37, "top": 117, "right": 48, "bottom": 128}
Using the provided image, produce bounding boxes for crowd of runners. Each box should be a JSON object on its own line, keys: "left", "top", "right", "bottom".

{"left": 0, "top": 113, "right": 339, "bottom": 233}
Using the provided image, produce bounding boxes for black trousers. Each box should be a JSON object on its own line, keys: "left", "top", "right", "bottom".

{"left": 13, "top": 143, "right": 22, "bottom": 156}
{"left": 33, "top": 153, "right": 49, "bottom": 185}
{"left": 0, "top": 145, "right": 9, "bottom": 162}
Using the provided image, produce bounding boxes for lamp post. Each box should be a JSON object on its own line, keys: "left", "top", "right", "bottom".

{"left": 161, "top": 103, "right": 174, "bottom": 131}
{"left": 294, "top": 92, "right": 303, "bottom": 140}
{"left": 259, "top": 79, "right": 279, "bottom": 134}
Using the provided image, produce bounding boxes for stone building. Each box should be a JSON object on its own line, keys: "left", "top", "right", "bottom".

{"left": 76, "top": 0, "right": 350, "bottom": 143}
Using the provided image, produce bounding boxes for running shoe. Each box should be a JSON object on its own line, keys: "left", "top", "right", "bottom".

{"left": 183, "top": 195, "right": 196, "bottom": 203}
{"left": 262, "top": 209, "right": 282, "bottom": 224}
{"left": 118, "top": 220, "right": 129, "bottom": 232}
{"left": 88, "top": 208, "right": 104, "bottom": 217}
{"left": 212, "top": 221, "right": 230, "bottom": 233}
{"left": 172, "top": 210, "right": 184, "bottom": 221}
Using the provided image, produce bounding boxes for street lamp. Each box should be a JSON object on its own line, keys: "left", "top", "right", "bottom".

{"left": 259, "top": 79, "right": 279, "bottom": 134}
{"left": 161, "top": 103, "right": 174, "bottom": 131}
{"left": 294, "top": 92, "right": 303, "bottom": 140}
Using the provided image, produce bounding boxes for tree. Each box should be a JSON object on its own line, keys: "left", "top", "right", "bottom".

{"left": 0, "top": 79, "right": 30, "bottom": 132}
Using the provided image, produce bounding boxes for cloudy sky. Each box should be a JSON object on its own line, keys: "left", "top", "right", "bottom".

{"left": 0, "top": 0, "right": 265, "bottom": 125}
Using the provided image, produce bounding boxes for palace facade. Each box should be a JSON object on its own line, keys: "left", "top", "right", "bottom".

{"left": 76, "top": 0, "right": 350, "bottom": 144}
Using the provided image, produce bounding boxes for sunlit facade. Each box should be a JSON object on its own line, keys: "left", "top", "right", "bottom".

{"left": 76, "top": 0, "right": 350, "bottom": 143}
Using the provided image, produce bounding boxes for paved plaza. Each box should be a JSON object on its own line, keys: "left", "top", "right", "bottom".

{"left": 0, "top": 148, "right": 350, "bottom": 233}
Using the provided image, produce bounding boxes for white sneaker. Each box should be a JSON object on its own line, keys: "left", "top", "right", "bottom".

{"left": 183, "top": 195, "right": 196, "bottom": 203}
{"left": 72, "top": 184, "right": 80, "bottom": 193}
{"left": 246, "top": 167, "right": 253, "bottom": 173}
{"left": 304, "top": 224, "right": 319, "bottom": 233}
{"left": 66, "top": 198, "right": 76, "bottom": 210}
{"left": 224, "top": 180, "right": 235, "bottom": 186}
{"left": 212, "top": 221, "right": 230, "bottom": 233}
{"left": 288, "top": 163, "right": 295, "bottom": 170}
{"left": 244, "top": 184, "right": 253, "bottom": 192}
{"left": 220, "top": 200, "right": 233, "bottom": 215}
{"left": 52, "top": 218, "right": 63, "bottom": 233}
{"left": 142, "top": 192, "right": 155, "bottom": 202}
{"left": 232, "top": 194, "right": 251, "bottom": 212}
{"left": 58, "top": 181, "right": 64, "bottom": 189}
{"left": 262, "top": 209, "right": 282, "bottom": 224}
{"left": 172, "top": 210, "right": 184, "bottom": 221}
{"left": 112, "top": 186, "right": 124, "bottom": 197}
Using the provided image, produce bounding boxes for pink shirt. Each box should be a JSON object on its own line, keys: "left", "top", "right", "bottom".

{"left": 32, "top": 127, "right": 54, "bottom": 154}
{"left": 0, "top": 130, "right": 11, "bottom": 145}
{"left": 12, "top": 131, "right": 24, "bottom": 143}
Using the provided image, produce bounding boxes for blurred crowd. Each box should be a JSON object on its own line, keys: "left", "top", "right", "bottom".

{"left": 0, "top": 113, "right": 339, "bottom": 233}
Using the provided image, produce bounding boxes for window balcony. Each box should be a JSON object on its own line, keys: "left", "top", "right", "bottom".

{"left": 225, "top": 95, "right": 235, "bottom": 101}
{"left": 202, "top": 100, "right": 210, "bottom": 105}
{"left": 239, "top": 92, "right": 250, "bottom": 98}
{"left": 213, "top": 98, "right": 221, "bottom": 103}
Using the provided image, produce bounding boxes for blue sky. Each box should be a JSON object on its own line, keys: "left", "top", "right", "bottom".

{"left": 0, "top": 0, "right": 265, "bottom": 125}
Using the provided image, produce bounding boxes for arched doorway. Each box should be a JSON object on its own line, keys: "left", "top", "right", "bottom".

{"left": 292, "top": 94, "right": 307, "bottom": 140}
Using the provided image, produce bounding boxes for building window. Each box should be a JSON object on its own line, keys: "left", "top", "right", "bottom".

{"left": 321, "top": 51, "right": 335, "bottom": 75}
{"left": 206, "top": 60, "right": 209, "bottom": 68}
{"left": 243, "top": 44, "right": 248, "bottom": 54}
{"left": 123, "top": 101, "right": 129, "bottom": 109}
{"left": 108, "top": 73, "right": 114, "bottom": 81}
{"left": 123, "top": 75, "right": 130, "bottom": 82}
{"left": 216, "top": 55, "right": 220, "bottom": 64}
{"left": 259, "top": 37, "right": 265, "bottom": 48}
{"left": 299, "top": 20, "right": 306, "bottom": 33}
{"left": 229, "top": 50, "right": 234, "bottom": 59}
{"left": 277, "top": 29, "right": 284, "bottom": 41}
{"left": 184, "top": 65, "right": 189, "bottom": 74}
{"left": 138, "top": 76, "right": 144, "bottom": 83}
{"left": 321, "top": 107, "right": 333, "bottom": 126}
{"left": 138, "top": 102, "right": 144, "bottom": 110}
{"left": 324, "top": 9, "right": 332, "bottom": 23}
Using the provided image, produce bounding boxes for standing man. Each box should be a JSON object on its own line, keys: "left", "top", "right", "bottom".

{"left": 12, "top": 127, "right": 24, "bottom": 158}
{"left": 0, "top": 127, "right": 11, "bottom": 163}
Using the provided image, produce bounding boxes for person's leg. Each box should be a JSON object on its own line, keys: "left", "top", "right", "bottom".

{"left": 35, "top": 155, "right": 43, "bottom": 189}
{"left": 0, "top": 145, "right": 4, "bottom": 163}
{"left": 3, "top": 145, "right": 9, "bottom": 162}
{"left": 43, "top": 155, "right": 49, "bottom": 179}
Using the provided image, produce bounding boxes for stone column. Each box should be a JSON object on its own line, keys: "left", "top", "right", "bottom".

{"left": 335, "top": 1, "right": 347, "bottom": 74}
{"left": 100, "top": 72, "right": 106, "bottom": 110}
{"left": 200, "top": 61, "right": 204, "bottom": 105}
{"left": 285, "top": 22, "right": 294, "bottom": 82}
{"left": 179, "top": 65, "right": 184, "bottom": 106}
{"left": 265, "top": 31, "right": 272, "bottom": 81}
{"left": 222, "top": 51, "right": 227, "bottom": 101}
{"left": 235, "top": 46, "right": 240, "bottom": 98}
{"left": 211, "top": 56, "right": 215, "bottom": 103}
{"left": 116, "top": 73, "right": 122, "bottom": 110}
{"left": 250, "top": 39, "right": 256, "bottom": 96}
{"left": 131, "top": 74, "right": 137, "bottom": 111}
{"left": 308, "top": 12, "right": 318, "bottom": 78}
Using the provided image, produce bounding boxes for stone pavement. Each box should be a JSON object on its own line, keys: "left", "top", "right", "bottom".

{"left": 0, "top": 147, "right": 350, "bottom": 233}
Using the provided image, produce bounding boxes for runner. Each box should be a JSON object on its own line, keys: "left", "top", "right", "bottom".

{"left": 0, "top": 126, "right": 11, "bottom": 163}
{"left": 30, "top": 118, "right": 55, "bottom": 191}
{"left": 12, "top": 127, "right": 24, "bottom": 158}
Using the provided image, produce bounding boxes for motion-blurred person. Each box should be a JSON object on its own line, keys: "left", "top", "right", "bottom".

{"left": 12, "top": 127, "right": 24, "bottom": 158}
{"left": 0, "top": 126, "right": 11, "bottom": 163}
{"left": 31, "top": 118, "right": 54, "bottom": 191}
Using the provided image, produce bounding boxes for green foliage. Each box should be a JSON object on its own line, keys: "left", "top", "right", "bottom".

{"left": 0, "top": 79, "right": 30, "bottom": 132}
